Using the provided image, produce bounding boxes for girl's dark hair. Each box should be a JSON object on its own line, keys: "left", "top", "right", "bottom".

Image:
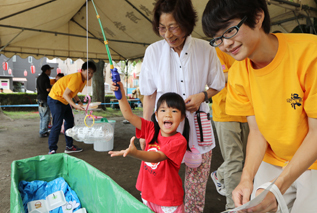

{"left": 202, "top": 0, "right": 270, "bottom": 38}
{"left": 149, "top": 92, "right": 190, "bottom": 151}
{"left": 81, "top": 61, "right": 97, "bottom": 72}
{"left": 152, "top": 0, "right": 197, "bottom": 37}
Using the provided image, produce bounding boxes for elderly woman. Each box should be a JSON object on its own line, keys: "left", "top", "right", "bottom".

{"left": 139, "top": 0, "right": 225, "bottom": 212}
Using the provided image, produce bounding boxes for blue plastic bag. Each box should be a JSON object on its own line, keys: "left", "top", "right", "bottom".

{"left": 19, "top": 177, "right": 81, "bottom": 213}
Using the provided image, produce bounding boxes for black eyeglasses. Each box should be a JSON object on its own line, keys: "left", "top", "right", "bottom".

{"left": 209, "top": 16, "right": 247, "bottom": 47}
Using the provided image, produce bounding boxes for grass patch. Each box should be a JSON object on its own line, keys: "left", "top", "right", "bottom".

{"left": 92, "top": 107, "right": 143, "bottom": 117}
{"left": 3, "top": 111, "right": 39, "bottom": 120}
{"left": 73, "top": 107, "right": 143, "bottom": 118}
{"left": 2, "top": 107, "right": 143, "bottom": 120}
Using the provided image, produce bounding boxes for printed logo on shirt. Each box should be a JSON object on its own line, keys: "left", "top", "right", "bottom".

{"left": 144, "top": 164, "right": 157, "bottom": 176}
{"left": 286, "top": 93, "right": 302, "bottom": 109}
{"left": 222, "top": 65, "right": 226, "bottom": 70}
{"left": 145, "top": 146, "right": 160, "bottom": 170}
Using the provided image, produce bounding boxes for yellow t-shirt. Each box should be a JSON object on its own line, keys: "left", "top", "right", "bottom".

{"left": 49, "top": 72, "right": 86, "bottom": 105}
{"left": 226, "top": 33, "right": 317, "bottom": 170}
{"left": 212, "top": 48, "right": 247, "bottom": 122}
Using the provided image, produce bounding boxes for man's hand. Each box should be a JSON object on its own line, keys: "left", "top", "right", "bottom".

{"left": 243, "top": 189, "right": 278, "bottom": 213}
{"left": 233, "top": 180, "right": 278, "bottom": 212}
{"left": 232, "top": 179, "right": 253, "bottom": 207}
{"left": 73, "top": 102, "right": 85, "bottom": 111}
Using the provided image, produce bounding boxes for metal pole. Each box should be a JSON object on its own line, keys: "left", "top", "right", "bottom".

{"left": 293, "top": 11, "right": 304, "bottom": 33}
{"left": 125, "top": 59, "right": 129, "bottom": 95}
{"left": 0, "top": 24, "right": 150, "bottom": 46}
{"left": 268, "top": 0, "right": 317, "bottom": 12}
{"left": 0, "top": 30, "right": 24, "bottom": 52}
{"left": 305, "top": 11, "right": 317, "bottom": 34}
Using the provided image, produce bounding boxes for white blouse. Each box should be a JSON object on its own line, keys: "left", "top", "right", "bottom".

{"left": 139, "top": 35, "right": 225, "bottom": 154}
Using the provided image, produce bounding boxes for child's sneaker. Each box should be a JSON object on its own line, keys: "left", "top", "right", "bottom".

{"left": 39, "top": 132, "right": 49, "bottom": 138}
{"left": 65, "top": 145, "right": 83, "bottom": 153}
{"left": 211, "top": 171, "right": 226, "bottom": 196}
{"left": 48, "top": 150, "right": 56, "bottom": 155}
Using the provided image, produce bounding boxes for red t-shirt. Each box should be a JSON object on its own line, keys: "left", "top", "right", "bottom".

{"left": 135, "top": 118, "right": 187, "bottom": 206}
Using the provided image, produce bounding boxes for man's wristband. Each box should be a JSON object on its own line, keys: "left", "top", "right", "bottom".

{"left": 203, "top": 91, "right": 208, "bottom": 103}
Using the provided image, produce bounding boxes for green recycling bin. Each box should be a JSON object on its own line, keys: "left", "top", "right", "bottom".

{"left": 11, "top": 153, "right": 153, "bottom": 213}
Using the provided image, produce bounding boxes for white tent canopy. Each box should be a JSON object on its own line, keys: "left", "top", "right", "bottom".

{"left": 0, "top": 0, "right": 316, "bottom": 62}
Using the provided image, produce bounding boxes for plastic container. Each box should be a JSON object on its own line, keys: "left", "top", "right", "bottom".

{"left": 77, "top": 127, "right": 89, "bottom": 142}
{"left": 75, "top": 208, "right": 87, "bottom": 213}
{"left": 11, "top": 154, "right": 152, "bottom": 213}
{"left": 83, "top": 124, "right": 109, "bottom": 145}
{"left": 85, "top": 115, "right": 103, "bottom": 126}
{"left": 27, "top": 200, "right": 48, "bottom": 213}
{"left": 46, "top": 190, "right": 67, "bottom": 210}
{"left": 93, "top": 119, "right": 116, "bottom": 152}
{"left": 74, "top": 113, "right": 86, "bottom": 126}
{"left": 83, "top": 126, "right": 97, "bottom": 144}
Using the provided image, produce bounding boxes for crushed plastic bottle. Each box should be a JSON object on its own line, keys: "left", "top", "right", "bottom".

{"left": 65, "top": 123, "right": 114, "bottom": 144}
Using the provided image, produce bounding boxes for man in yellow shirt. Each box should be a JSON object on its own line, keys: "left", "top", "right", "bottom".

{"left": 211, "top": 48, "right": 249, "bottom": 210}
{"left": 47, "top": 61, "right": 96, "bottom": 154}
{"left": 202, "top": 0, "right": 317, "bottom": 212}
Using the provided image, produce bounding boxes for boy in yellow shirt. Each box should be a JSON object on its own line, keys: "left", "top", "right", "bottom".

{"left": 202, "top": 0, "right": 317, "bottom": 212}
{"left": 47, "top": 61, "right": 96, "bottom": 154}
{"left": 211, "top": 48, "right": 249, "bottom": 210}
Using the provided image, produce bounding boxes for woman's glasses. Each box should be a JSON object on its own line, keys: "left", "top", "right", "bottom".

{"left": 157, "top": 25, "right": 179, "bottom": 34}
{"left": 209, "top": 16, "right": 247, "bottom": 47}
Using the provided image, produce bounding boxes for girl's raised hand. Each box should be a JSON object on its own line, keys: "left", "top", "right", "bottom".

{"left": 108, "top": 136, "right": 138, "bottom": 157}
{"left": 110, "top": 81, "right": 120, "bottom": 92}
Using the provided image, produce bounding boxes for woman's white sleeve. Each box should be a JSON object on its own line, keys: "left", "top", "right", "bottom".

{"left": 139, "top": 48, "right": 157, "bottom": 96}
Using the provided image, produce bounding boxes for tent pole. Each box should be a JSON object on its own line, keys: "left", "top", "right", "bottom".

{"left": 125, "top": 59, "right": 129, "bottom": 95}
{"left": 0, "top": 0, "right": 56, "bottom": 21}
{"left": 278, "top": 24, "right": 289, "bottom": 33}
{"left": 268, "top": 0, "right": 317, "bottom": 13}
{"left": 293, "top": 11, "right": 304, "bottom": 33}
{"left": 0, "top": 50, "right": 120, "bottom": 62}
{"left": 305, "top": 11, "right": 317, "bottom": 34}
{"left": 0, "top": 30, "right": 24, "bottom": 52}
{"left": 0, "top": 24, "right": 150, "bottom": 46}
{"left": 124, "top": 0, "right": 152, "bottom": 23}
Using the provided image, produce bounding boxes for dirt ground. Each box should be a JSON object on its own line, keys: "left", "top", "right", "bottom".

{"left": 0, "top": 112, "right": 226, "bottom": 213}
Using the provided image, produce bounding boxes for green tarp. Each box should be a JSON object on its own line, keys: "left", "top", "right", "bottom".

{"left": 11, "top": 153, "right": 153, "bottom": 213}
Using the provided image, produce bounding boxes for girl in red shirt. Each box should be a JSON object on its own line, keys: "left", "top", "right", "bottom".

{"left": 110, "top": 81, "right": 189, "bottom": 213}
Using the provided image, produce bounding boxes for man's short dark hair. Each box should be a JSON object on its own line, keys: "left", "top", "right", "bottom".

{"left": 202, "top": 0, "right": 271, "bottom": 38}
{"left": 152, "top": 0, "right": 197, "bottom": 37}
{"left": 81, "top": 61, "right": 97, "bottom": 72}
